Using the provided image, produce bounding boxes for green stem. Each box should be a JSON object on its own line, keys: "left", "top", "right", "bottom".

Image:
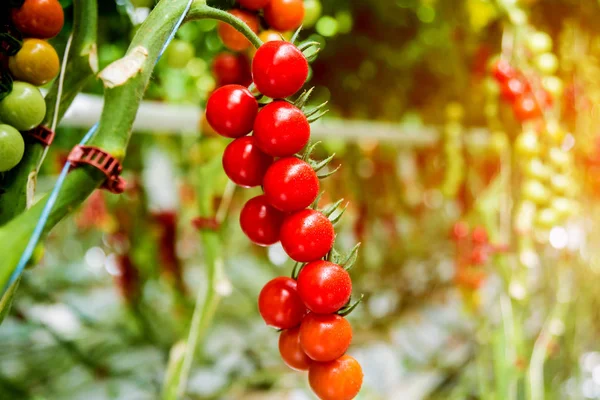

{"left": 0, "top": 0, "right": 98, "bottom": 225}
{"left": 187, "top": 2, "right": 263, "bottom": 49}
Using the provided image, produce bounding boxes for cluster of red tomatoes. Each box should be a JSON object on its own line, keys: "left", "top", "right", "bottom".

{"left": 0, "top": 0, "right": 63, "bottom": 173}
{"left": 205, "top": 36, "right": 362, "bottom": 399}
{"left": 491, "top": 59, "right": 550, "bottom": 123}
{"left": 451, "top": 222, "right": 507, "bottom": 290}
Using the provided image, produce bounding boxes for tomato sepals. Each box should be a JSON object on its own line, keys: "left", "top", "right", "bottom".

{"left": 291, "top": 261, "right": 306, "bottom": 280}
{"left": 0, "top": 70, "right": 13, "bottom": 102}
{"left": 290, "top": 25, "right": 303, "bottom": 45}
{"left": 337, "top": 294, "right": 364, "bottom": 317}
{"left": 294, "top": 87, "right": 314, "bottom": 109}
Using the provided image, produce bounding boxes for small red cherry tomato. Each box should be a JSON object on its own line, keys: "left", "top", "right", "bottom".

{"left": 501, "top": 77, "right": 528, "bottom": 103}
{"left": 264, "top": 0, "right": 305, "bottom": 32}
{"left": 238, "top": 0, "right": 271, "bottom": 10}
{"left": 280, "top": 209, "right": 335, "bottom": 262}
{"left": 263, "top": 157, "right": 319, "bottom": 212}
{"left": 513, "top": 94, "right": 542, "bottom": 122}
{"left": 470, "top": 246, "right": 489, "bottom": 266}
{"left": 279, "top": 326, "right": 312, "bottom": 371}
{"left": 491, "top": 59, "right": 515, "bottom": 83}
{"left": 258, "top": 277, "right": 306, "bottom": 329}
{"left": 308, "top": 355, "right": 363, "bottom": 400}
{"left": 222, "top": 136, "right": 273, "bottom": 187}
{"left": 206, "top": 84, "right": 258, "bottom": 138}
{"left": 212, "top": 53, "right": 252, "bottom": 87}
{"left": 297, "top": 260, "right": 352, "bottom": 314}
{"left": 218, "top": 9, "right": 260, "bottom": 52}
{"left": 11, "top": 0, "right": 65, "bottom": 39}
{"left": 240, "top": 194, "right": 285, "bottom": 246}
{"left": 252, "top": 41, "right": 308, "bottom": 99}
{"left": 253, "top": 100, "right": 310, "bottom": 157}
{"left": 471, "top": 226, "right": 488, "bottom": 245}
{"left": 450, "top": 221, "right": 469, "bottom": 241}
{"left": 300, "top": 313, "right": 352, "bottom": 362}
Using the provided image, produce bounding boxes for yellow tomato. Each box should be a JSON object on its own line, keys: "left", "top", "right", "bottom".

{"left": 9, "top": 39, "right": 60, "bottom": 86}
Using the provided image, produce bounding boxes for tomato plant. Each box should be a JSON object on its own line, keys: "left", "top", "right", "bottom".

{"left": 297, "top": 260, "right": 352, "bottom": 314}
{"left": 222, "top": 136, "right": 273, "bottom": 187}
{"left": 280, "top": 209, "right": 335, "bottom": 262}
{"left": 11, "top": 0, "right": 65, "bottom": 39}
{"left": 0, "top": 81, "right": 46, "bottom": 131}
{"left": 0, "top": 124, "right": 25, "bottom": 172}
{"left": 279, "top": 326, "right": 312, "bottom": 371}
{"left": 9, "top": 39, "right": 60, "bottom": 86}
{"left": 258, "top": 277, "right": 306, "bottom": 329}
{"left": 299, "top": 313, "right": 352, "bottom": 362}
{"left": 252, "top": 41, "right": 308, "bottom": 99}
{"left": 253, "top": 101, "right": 310, "bottom": 157}
{"left": 308, "top": 355, "right": 364, "bottom": 400}
{"left": 206, "top": 84, "right": 258, "bottom": 138}
{"left": 218, "top": 9, "right": 259, "bottom": 52}
{"left": 263, "top": 157, "right": 320, "bottom": 212}
{"left": 239, "top": 194, "right": 284, "bottom": 246}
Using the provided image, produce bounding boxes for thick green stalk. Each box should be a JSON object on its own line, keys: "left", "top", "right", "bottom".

{"left": 0, "top": 0, "right": 192, "bottom": 290}
{"left": 0, "top": 0, "right": 99, "bottom": 225}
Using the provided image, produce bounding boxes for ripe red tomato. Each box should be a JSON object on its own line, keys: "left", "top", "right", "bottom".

{"left": 308, "top": 355, "right": 363, "bottom": 400}
{"left": 501, "top": 77, "right": 527, "bottom": 102}
{"left": 240, "top": 195, "right": 284, "bottom": 246}
{"left": 451, "top": 221, "right": 469, "bottom": 241}
{"left": 212, "top": 53, "right": 251, "bottom": 87}
{"left": 253, "top": 101, "right": 310, "bottom": 157}
{"left": 206, "top": 84, "right": 258, "bottom": 138}
{"left": 279, "top": 326, "right": 312, "bottom": 371}
{"left": 222, "top": 136, "right": 273, "bottom": 187}
{"left": 297, "top": 261, "right": 352, "bottom": 314}
{"left": 491, "top": 59, "right": 515, "bottom": 83}
{"left": 280, "top": 210, "right": 335, "bottom": 262}
{"left": 239, "top": 0, "right": 271, "bottom": 10}
{"left": 11, "top": 0, "right": 64, "bottom": 39}
{"left": 470, "top": 246, "right": 489, "bottom": 265}
{"left": 218, "top": 10, "right": 260, "bottom": 52}
{"left": 264, "top": 0, "right": 305, "bottom": 32}
{"left": 258, "top": 277, "right": 306, "bottom": 329}
{"left": 471, "top": 226, "right": 488, "bottom": 245}
{"left": 300, "top": 313, "right": 352, "bottom": 362}
{"left": 252, "top": 41, "right": 308, "bottom": 99}
{"left": 513, "top": 94, "right": 542, "bottom": 122}
{"left": 263, "top": 157, "right": 319, "bottom": 212}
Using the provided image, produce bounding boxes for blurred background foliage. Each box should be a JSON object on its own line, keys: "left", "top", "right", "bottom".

{"left": 4, "top": 0, "right": 600, "bottom": 399}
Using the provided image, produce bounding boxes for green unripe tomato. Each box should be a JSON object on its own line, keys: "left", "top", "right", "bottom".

{"left": 535, "top": 208, "right": 559, "bottom": 229}
{"left": 0, "top": 124, "right": 25, "bottom": 172}
{"left": 535, "top": 53, "right": 559, "bottom": 75}
{"left": 0, "top": 82, "right": 46, "bottom": 131}
{"left": 515, "top": 130, "right": 541, "bottom": 158}
{"left": 542, "top": 76, "right": 564, "bottom": 97}
{"left": 522, "top": 179, "right": 549, "bottom": 204}
{"left": 166, "top": 40, "right": 195, "bottom": 69}
{"left": 527, "top": 32, "right": 553, "bottom": 54}
{"left": 524, "top": 158, "right": 550, "bottom": 181}
{"left": 303, "top": 0, "right": 322, "bottom": 28}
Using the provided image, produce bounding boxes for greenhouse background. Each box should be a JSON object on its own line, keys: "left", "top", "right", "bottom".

{"left": 1, "top": 0, "right": 599, "bottom": 399}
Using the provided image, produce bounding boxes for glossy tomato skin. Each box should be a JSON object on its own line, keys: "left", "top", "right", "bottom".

{"left": 309, "top": 355, "right": 363, "bottom": 400}
{"left": 254, "top": 101, "right": 310, "bottom": 157}
{"left": 0, "top": 82, "right": 46, "bottom": 131}
{"left": 12, "top": 0, "right": 65, "bottom": 39}
{"left": 491, "top": 59, "right": 515, "bottom": 83}
{"left": 264, "top": 0, "right": 305, "bottom": 32}
{"left": 206, "top": 85, "right": 258, "bottom": 138}
{"left": 0, "top": 124, "right": 25, "bottom": 172}
{"left": 252, "top": 41, "right": 309, "bottom": 99}
{"left": 258, "top": 277, "right": 307, "bottom": 329}
{"left": 212, "top": 53, "right": 251, "bottom": 86}
{"left": 297, "top": 261, "right": 352, "bottom": 314}
{"left": 263, "top": 157, "right": 319, "bottom": 212}
{"left": 9, "top": 39, "right": 60, "bottom": 86}
{"left": 240, "top": 195, "right": 285, "bottom": 246}
{"left": 300, "top": 313, "right": 352, "bottom": 362}
{"left": 501, "top": 77, "right": 527, "bottom": 102}
{"left": 280, "top": 210, "right": 335, "bottom": 262}
{"left": 513, "top": 94, "right": 542, "bottom": 122}
{"left": 223, "top": 136, "right": 273, "bottom": 187}
{"left": 218, "top": 10, "right": 259, "bottom": 52}
{"left": 279, "top": 326, "right": 312, "bottom": 371}
{"left": 239, "top": 0, "right": 271, "bottom": 10}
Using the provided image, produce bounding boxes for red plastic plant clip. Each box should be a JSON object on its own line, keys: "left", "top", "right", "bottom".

{"left": 25, "top": 126, "right": 55, "bottom": 147}
{"left": 191, "top": 216, "right": 220, "bottom": 231}
{"left": 68, "top": 145, "right": 126, "bottom": 194}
